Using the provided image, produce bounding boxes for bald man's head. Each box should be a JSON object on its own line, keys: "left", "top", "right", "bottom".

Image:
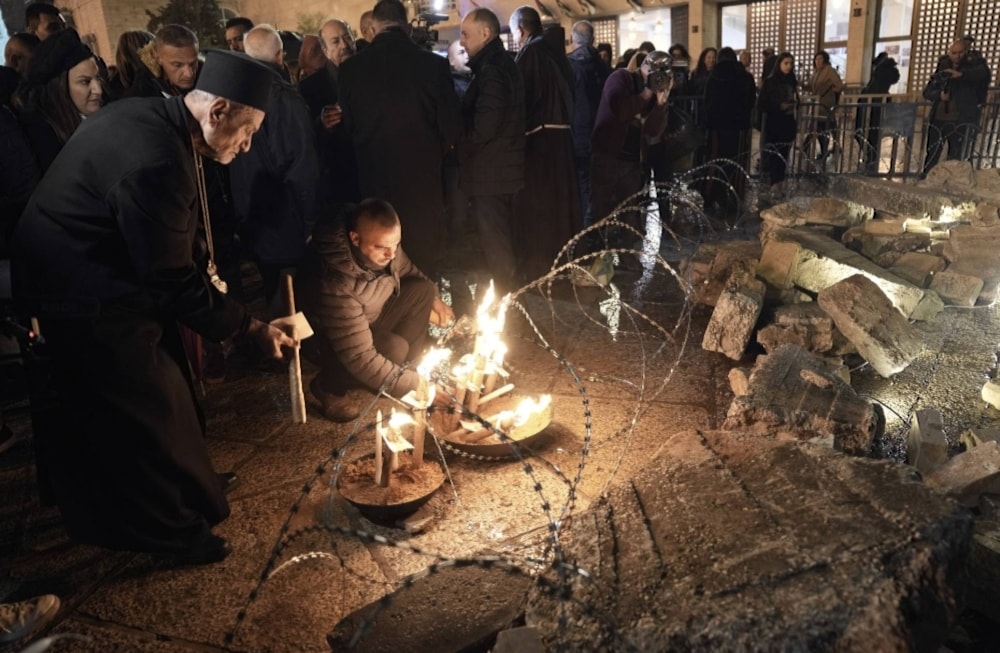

{"left": 243, "top": 24, "right": 283, "bottom": 65}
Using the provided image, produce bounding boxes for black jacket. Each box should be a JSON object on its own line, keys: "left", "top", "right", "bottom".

{"left": 567, "top": 44, "right": 612, "bottom": 157}
{"left": 338, "top": 27, "right": 461, "bottom": 270}
{"left": 298, "top": 63, "right": 360, "bottom": 205}
{"left": 456, "top": 37, "right": 525, "bottom": 197}
{"left": 924, "top": 53, "right": 991, "bottom": 124}
{"left": 229, "top": 64, "right": 321, "bottom": 267}
{"left": 704, "top": 59, "right": 757, "bottom": 131}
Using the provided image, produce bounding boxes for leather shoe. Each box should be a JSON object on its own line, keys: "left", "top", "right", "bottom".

{"left": 218, "top": 471, "right": 239, "bottom": 494}
{"left": 310, "top": 377, "right": 360, "bottom": 422}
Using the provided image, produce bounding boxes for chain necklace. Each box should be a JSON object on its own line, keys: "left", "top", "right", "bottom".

{"left": 191, "top": 142, "right": 228, "bottom": 294}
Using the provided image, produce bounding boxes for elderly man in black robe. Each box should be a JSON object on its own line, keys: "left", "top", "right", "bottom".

{"left": 339, "top": 0, "right": 461, "bottom": 276}
{"left": 509, "top": 6, "right": 581, "bottom": 280}
{"left": 12, "top": 51, "right": 296, "bottom": 565}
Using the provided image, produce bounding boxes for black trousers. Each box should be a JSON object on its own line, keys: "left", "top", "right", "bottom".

{"left": 311, "top": 277, "right": 436, "bottom": 396}
{"left": 470, "top": 193, "right": 517, "bottom": 293}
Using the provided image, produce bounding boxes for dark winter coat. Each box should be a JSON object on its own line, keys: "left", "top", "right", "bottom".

{"left": 229, "top": 63, "right": 321, "bottom": 268}
{"left": 456, "top": 37, "right": 525, "bottom": 198}
{"left": 863, "top": 56, "right": 900, "bottom": 94}
{"left": 0, "top": 105, "right": 38, "bottom": 252}
{"left": 12, "top": 95, "right": 247, "bottom": 553}
{"left": 295, "top": 214, "right": 427, "bottom": 397}
{"left": 704, "top": 59, "right": 756, "bottom": 131}
{"left": 760, "top": 71, "right": 799, "bottom": 144}
{"left": 338, "top": 27, "right": 461, "bottom": 272}
{"left": 297, "top": 63, "right": 360, "bottom": 205}
{"left": 567, "top": 44, "right": 612, "bottom": 157}
{"left": 924, "top": 53, "right": 991, "bottom": 125}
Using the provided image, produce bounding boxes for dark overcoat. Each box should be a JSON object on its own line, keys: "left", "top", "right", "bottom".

{"left": 338, "top": 27, "right": 461, "bottom": 273}
{"left": 12, "top": 96, "right": 248, "bottom": 554}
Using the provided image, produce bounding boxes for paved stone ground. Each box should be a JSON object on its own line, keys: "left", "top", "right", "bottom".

{"left": 1, "top": 210, "right": 999, "bottom": 651}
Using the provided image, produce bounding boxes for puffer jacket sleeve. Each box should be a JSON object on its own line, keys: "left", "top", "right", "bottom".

{"left": 315, "top": 277, "right": 419, "bottom": 397}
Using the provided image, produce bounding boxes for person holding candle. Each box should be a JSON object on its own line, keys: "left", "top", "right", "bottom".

{"left": 296, "top": 199, "right": 455, "bottom": 422}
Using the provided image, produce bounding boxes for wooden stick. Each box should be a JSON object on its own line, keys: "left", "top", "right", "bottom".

{"left": 285, "top": 274, "right": 307, "bottom": 424}
{"left": 478, "top": 383, "right": 515, "bottom": 408}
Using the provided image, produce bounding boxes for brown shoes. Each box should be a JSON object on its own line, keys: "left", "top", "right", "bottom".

{"left": 310, "top": 377, "right": 360, "bottom": 423}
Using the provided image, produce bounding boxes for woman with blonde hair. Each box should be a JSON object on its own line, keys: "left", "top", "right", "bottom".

{"left": 107, "top": 29, "right": 154, "bottom": 100}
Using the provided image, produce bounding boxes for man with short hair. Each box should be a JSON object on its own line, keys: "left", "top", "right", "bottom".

{"left": 455, "top": 7, "right": 525, "bottom": 293}
{"left": 225, "top": 16, "right": 254, "bottom": 52}
{"left": 509, "top": 5, "right": 581, "bottom": 279}
{"left": 567, "top": 20, "right": 611, "bottom": 233}
{"left": 4, "top": 32, "right": 40, "bottom": 77}
{"left": 128, "top": 24, "right": 199, "bottom": 98}
{"left": 356, "top": 10, "right": 376, "bottom": 51}
{"left": 339, "top": 0, "right": 461, "bottom": 275}
{"left": 13, "top": 51, "right": 295, "bottom": 564}
{"left": 298, "top": 18, "right": 360, "bottom": 206}
{"left": 296, "top": 199, "right": 454, "bottom": 422}
{"left": 25, "top": 3, "right": 65, "bottom": 41}
{"left": 232, "top": 25, "right": 321, "bottom": 309}
{"left": 922, "top": 38, "right": 992, "bottom": 176}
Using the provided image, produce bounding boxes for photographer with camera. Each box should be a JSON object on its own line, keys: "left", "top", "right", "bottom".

{"left": 921, "top": 38, "right": 991, "bottom": 177}
{"left": 587, "top": 51, "right": 673, "bottom": 254}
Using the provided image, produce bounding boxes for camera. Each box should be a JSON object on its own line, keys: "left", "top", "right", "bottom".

{"left": 644, "top": 51, "right": 676, "bottom": 92}
{"left": 411, "top": 12, "right": 447, "bottom": 50}
{"left": 931, "top": 69, "right": 953, "bottom": 92}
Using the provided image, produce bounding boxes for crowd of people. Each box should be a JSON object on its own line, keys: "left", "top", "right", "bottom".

{"left": 0, "top": 0, "right": 994, "bottom": 644}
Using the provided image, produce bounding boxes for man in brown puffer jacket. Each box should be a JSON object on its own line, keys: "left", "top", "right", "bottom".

{"left": 296, "top": 199, "right": 454, "bottom": 421}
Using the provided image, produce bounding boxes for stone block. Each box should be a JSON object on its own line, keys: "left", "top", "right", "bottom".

{"left": 888, "top": 252, "right": 947, "bottom": 288}
{"left": 907, "top": 408, "right": 949, "bottom": 476}
{"left": 760, "top": 202, "right": 805, "bottom": 228}
{"left": 973, "top": 202, "right": 1000, "bottom": 226}
{"left": 929, "top": 269, "right": 984, "bottom": 307}
{"left": 682, "top": 242, "right": 761, "bottom": 307}
{"left": 925, "top": 440, "right": 1000, "bottom": 507}
{"left": 864, "top": 219, "right": 906, "bottom": 235}
{"left": 942, "top": 224, "right": 1000, "bottom": 279}
{"left": 967, "top": 521, "right": 1000, "bottom": 623}
{"left": 766, "top": 227, "right": 924, "bottom": 317}
{"left": 806, "top": 197, "right": 873, "bottom": 228}
{"left": 979, "top": 278, "right": 1000, "bottom": 306}
{"left": 817, "top": 275, "right": 922, "bottom": 378}
{"left": 757, "top": 240, "right": 800, "bottom": 289}
{"left": 702, "top": 271, "right": 765, "bottom": 360}
{"left": 728, "top": 368, "right": 749, "bottom": 396}
{"left": 494, "top": 627, "right": 546, "bottom": 653}
{"left": 755, "top": 303, "right": 834, "bottom": 355}
{"left": 841, "top": 230, "right": 931, "bottom": 267}
{"left": 722, "top": 344, "right": 879, "bottom": 455}
{"left": 526, "top": 429, "right": 971, "bottom": 651}
{"left": 910, "top": 290, "right": 945, "bottom": 322}
{"left": 923, "top": 160, "right": 976, "bottom": 192}
{"left": 982, "top": 380, "right": 1000, "bottom": 410}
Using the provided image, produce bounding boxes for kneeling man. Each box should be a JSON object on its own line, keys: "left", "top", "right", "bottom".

{"left": 297, "top": 199, "right": 454, "bottom": 421}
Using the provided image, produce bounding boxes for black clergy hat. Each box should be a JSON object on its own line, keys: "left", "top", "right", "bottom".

{"left": 27, "top": 28, "right": 93, "bottom": 86}
{"left": 194, "top": 49, "right": 277, "bottom": 112}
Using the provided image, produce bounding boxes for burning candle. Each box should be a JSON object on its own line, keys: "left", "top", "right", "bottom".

{"left": 374, "top": 409, "right": 384, "bottom": 486}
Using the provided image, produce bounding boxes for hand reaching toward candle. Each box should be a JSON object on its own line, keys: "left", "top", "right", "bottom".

{"left": 246, "top": 317, "right": 298, "bottom": 361}
{"left": 430, "top": 297, "right": 455, "bottom": 327}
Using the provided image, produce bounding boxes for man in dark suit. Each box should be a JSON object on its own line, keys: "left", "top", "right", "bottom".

{"left": 338, "top": 0, "right": 461, "bottom": 276}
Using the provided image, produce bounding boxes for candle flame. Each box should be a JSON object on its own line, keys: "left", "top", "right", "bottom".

{"left": 388, "top": 410, "right": 414, "bottom": 430}
{"left": 418, "top": 347, "right": 451, "bottom": 379}
{"left": 513, "top": 394, "right": 551, "bottom": 427}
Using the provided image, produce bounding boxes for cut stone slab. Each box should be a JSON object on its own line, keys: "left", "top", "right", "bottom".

{"left": 755, "top": 303, "right": 835, "bottom": 355}
{"left": 682, "top": 241, "right": 762, "bottom": 306}
{"left": 828, "top": 174, "right": 975, "bottom": 223}
{"left": 728, "top": 367, "right": 749, "bottom": 396}
{"left": 818, "top": 275, "right": 923, "bottom": 378}
{"left": 761, "top": 227, "right": 925, "bottom": 317}
{"left": 326, "top": 563, "right": 532, "bottom": 652}
{"left": 722, "top": 344, "right": 879, "bottom": 455}
{"left": 979, "top": 277, "right": 1000, "bottom": 305}
{"left": 942, "top": 224, "right": 1000, "bottom": 279}
{"left": 910, "top": 289, "right": 945, "bottom": 322}
{"left": 842, "top": 229, "right": 931, "bottom": 267}
{"left": 907, "top": 408, "right": 949, "bottom": 476}
{"left": 924, "top": 159, "right": 977, "bottom": 192}
{"left": 702, "top": 271, "right": 765, "bottom": 360}
{"left": 806, "top": 197, "right": 873, "bottom": 228}
{"left": 525, "top": 429, "right": 971, "bottom": 652}
{"left": 983, "top": 380, "right": 1000, "bottom": 410}
{"left": 925, "top": 440, "right": 1000, "bottom": 507}
{"left": 888, "top": 252, "right": 947, "bottom": 288}
{"left": 864, "top": 219, "right": 906, "bottom": 235}
{"left": 974, "top": 202, "right": 1000, "bottom": 226}
{"left": 929, "top": 269, "right": 984, "bottom": 307}
{"left": 493, "top": 626, "right": 546, "bottom": 653}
